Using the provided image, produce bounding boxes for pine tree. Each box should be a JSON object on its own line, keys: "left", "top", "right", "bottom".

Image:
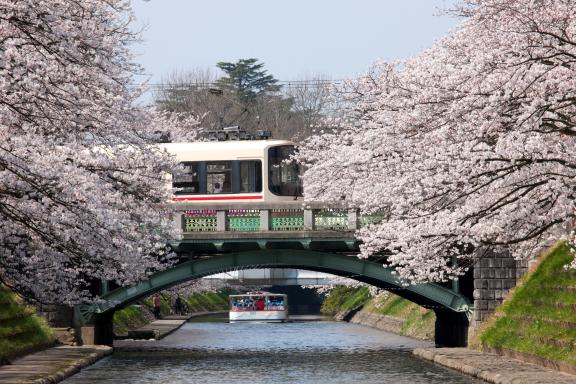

{"left": 216, "top": 58, "right": 280, "bottom": 102}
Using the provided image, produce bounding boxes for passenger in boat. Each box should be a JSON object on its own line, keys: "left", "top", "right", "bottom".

{"left": 255, "top": 297, "right": 265, "bottom": 310}
{"left": 267, "top": 298, "right": 276, "bottom": 308}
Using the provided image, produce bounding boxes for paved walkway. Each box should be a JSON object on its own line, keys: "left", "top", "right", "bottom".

{"left": 127, "top": 316, "right": 188, "bottom": 340}
{"left": 0, "top": 345, "right": 111, "bottom": 384}
{"left": 127, "top": 312, "right": 227, "bottom": 340}
{"left": 414, "top": 348, "right": 576, "bottom": 384}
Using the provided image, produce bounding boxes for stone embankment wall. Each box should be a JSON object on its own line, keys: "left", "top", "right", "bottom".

{"left": 324, "top": 287, "right": 435, "bottom": 340}
{"left": 472, "top": 248, "right": 528, "bottom": 329}
{"left": 346, "top": 310, "right": 405, "bottom": 335}
{"left": 36, "top": 304, "right": 78, "bottom": 345}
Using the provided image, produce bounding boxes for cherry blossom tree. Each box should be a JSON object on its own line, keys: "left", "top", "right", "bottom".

{"left": 299, "top": 0, "right": 576, "bottom": 283}
{"left": 0, "top": 0, "right": 199, "bottom": 304}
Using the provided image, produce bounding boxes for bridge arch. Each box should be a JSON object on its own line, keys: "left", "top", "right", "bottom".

{"left": 81, "top": 249, "right": 471, "bottom": 347}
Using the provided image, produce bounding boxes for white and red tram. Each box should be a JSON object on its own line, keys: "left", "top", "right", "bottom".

{"left": 160, "top": 139, "right": 302, "bottom": 203}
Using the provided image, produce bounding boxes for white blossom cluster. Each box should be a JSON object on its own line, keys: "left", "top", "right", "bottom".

{"left": 306, "top": 276, "right": 381, "bottom": 296}
{"left": 0, "top": 0, "right": 199, "bottom": 304}
{"left": 165, "top": 278, "right": 257, "bottom": 298}
{"left": 298, "top": 0, "right": 576, "bottom": 283}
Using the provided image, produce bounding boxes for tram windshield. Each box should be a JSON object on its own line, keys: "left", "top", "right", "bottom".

{"left": 268, "top": 145, "right": 302, "bottom": 196}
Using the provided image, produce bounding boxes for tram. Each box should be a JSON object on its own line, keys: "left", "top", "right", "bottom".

{"left": 161, "top": 130, "right": 302, "bottom": 203}
{"left": 229, "top": 292, "right": 289, "bottom": 322}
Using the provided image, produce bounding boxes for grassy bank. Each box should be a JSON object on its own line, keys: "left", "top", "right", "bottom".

{"left": 184, "top": 291, "right": 229, "bottom": 312}
{"left": 320, "top": 286, "right": 372, "bottom": 315}
{"left": 364, "top": 293, "right": 435, "bottom": 339}
{"left": 0, "top": 285, "right": 55, "bottom": 363}
{"left": 113, "top": 305, "right": 153, "bottom": 336}
{"left": 475, "top": 241, "right": 576, "bottom": 367}
{"left": 321, "top": 286, "right": 435, "bottom": 339}
{"left": 113, "top": 291, "right": 230, "bottom": 336}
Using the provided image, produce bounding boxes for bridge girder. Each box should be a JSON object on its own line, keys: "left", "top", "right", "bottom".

{"left": 78, "top": 249, "right": 471, "bottom": 325}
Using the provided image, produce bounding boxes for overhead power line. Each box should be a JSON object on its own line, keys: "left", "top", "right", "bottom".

{"left": 136, "top": 79, "right": 346, "bottom": 90}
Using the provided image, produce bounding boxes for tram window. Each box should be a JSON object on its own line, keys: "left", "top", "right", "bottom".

{"left": 240, "top": 160, "right": 262, "bottom": 193}
{"left": 268, "top": 146, "right": 303, "bottom": 196}
{"left": 207, "top": 161, "right": 232, "bottom": 194}
{"left": 173, "top": 162, "right": 199, "bottom": 195}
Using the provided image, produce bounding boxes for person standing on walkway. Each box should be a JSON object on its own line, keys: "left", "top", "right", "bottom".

{"left": 152, "top": 294, "right": 161, "bottom": 319}
{"left": 174, "top": 295, "right": 183, "bottom": 315}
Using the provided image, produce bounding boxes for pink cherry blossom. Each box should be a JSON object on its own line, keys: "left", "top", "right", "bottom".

{"left": 299, "top": 0, "right": 576, "bottom": 283}
{"left": 0, "top": 0, "right": 199, "bottom": 304}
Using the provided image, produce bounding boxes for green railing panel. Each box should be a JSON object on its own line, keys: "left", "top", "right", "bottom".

{"left": 360, "top": 213, "right": 385, "bottom": 226}
{"left": 271, "top": 209, "right": 304, "bottom": 231}
{"left": 315, "top": 208, "right": 348, "bottom": 230}
{"left": 228, "top": 209, "right": 260, "bottom": 231}
{"left": 184, "top": 210, "right": 217, "bottom": 232}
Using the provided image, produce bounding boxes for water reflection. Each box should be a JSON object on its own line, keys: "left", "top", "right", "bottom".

{"left": 63, "top": 320, "right": 483, "bottom": 384}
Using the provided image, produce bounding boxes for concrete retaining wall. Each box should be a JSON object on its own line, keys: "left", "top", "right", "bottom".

{"left": 348, "top": 311, "right": 405, "bottom": 335}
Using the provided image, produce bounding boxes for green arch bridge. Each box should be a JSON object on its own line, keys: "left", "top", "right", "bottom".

{"left": 80, "top": 203, "right": 472, "bottom": 347}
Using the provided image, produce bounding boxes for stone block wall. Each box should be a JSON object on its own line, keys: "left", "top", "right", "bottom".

{"left": 471, "top": 249, "right": 528, "bottom": 329}
{"left": 36, "top": 304, "right": 74, "bottom": 328}
{"left": 36, "top": 304, "right": 87, "bottom": 345}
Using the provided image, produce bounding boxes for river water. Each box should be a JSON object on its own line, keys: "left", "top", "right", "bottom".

{"left": 63, "top": 315, "right": 483, "bottom": 384}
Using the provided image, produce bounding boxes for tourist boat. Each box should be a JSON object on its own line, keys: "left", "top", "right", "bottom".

{"left": 229, "top": 292, "right": 289, "bottom": 322}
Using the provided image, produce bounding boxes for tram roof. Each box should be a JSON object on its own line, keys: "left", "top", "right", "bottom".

{"left": 159, "top": 140, "right": 294, "bottom": 161}
{"left": 229, "top": 293, "right": 287, "bottom": 298}
{"left": 160, "top": 140, "right": 293, "bottom": 152}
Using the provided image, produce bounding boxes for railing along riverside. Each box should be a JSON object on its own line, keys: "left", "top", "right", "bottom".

{"left": 170, "top": 202, "right": 386, "bottom": 233}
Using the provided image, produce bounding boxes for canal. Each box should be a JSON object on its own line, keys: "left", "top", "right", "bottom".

{"left": 63, "top": 315, "right": 483, "bottom": 384}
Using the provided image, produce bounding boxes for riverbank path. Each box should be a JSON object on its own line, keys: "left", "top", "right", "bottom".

{"left": 126, "top": 313, "right": 226, "bottom": 340}
{"left": 415, "top": 348, "right": 576, "bottom": 384}
{"left": 0, "top": 345, "right": 111, "bottom": 384}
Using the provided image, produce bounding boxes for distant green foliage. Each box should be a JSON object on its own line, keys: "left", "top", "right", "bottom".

{"left": 0, "top": 285, "right": 54, "bottom": 362}
{"left": 479, "top": 242, "right": 576, "bottom": 366}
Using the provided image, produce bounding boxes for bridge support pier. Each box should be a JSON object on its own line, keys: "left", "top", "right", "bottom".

{"left": 433, "top": 310, "right": 468, "bottom": 347}
{"left": 93, "top": 312, "right": 115, "bottom": 346}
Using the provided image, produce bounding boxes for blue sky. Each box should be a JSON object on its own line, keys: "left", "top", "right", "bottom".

{"left": 132, "top": 0, "right": 461, "bottom": 84}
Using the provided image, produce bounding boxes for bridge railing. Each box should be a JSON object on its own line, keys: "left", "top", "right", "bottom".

{"left": 171, "top": 202, "right": 386, "bottom": 233}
